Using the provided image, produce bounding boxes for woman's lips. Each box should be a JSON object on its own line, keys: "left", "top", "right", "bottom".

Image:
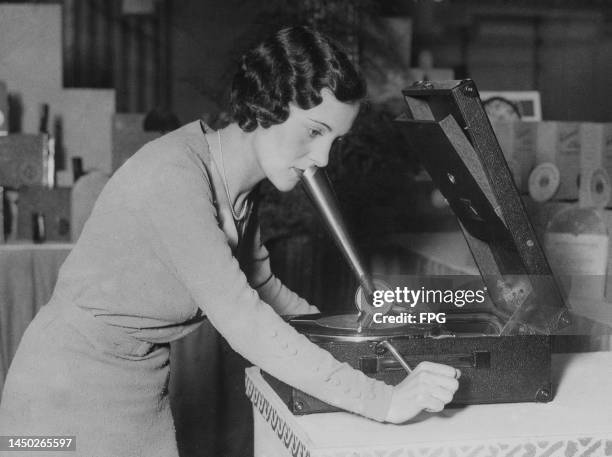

{"left": 292, "top": 167, "right": 305, "bottom": 179}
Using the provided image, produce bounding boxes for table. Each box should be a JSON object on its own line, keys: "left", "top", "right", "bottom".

{"left": 246, "top": 351, "right": 612, "bottom": 457}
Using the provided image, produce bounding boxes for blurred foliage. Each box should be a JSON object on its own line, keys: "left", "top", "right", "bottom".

{"left": 209, "top": 0, "right": 425, "bottom": 241}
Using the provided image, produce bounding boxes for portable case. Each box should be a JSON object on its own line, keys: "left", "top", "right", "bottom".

{"left": 262, "top": 80, "right": 571, "bottom": 415}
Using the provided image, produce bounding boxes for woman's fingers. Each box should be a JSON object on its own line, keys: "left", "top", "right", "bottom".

{"left": 403, "top": 369, "right": 459, "bottom": 392}
{"left": 385, "top": 361, "right": 461, "bottom": 423}
{"left": 428, "top": 384, "right": 455, "bottom": 404}
{"left": 410, "top": 376, "right": 457, "bottom": 406}
{"left": 421, "top": 396, "right": 446, "bottom": 413}
{"left": 396, "top": 363, "right": 460, "bottom": 394}
{"left": 413, "top": 361, "right": 460, "bottom": 379}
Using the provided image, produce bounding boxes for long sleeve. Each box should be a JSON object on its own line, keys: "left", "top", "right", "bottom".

{"left": 131, "top": 157, "right": 393, "bottom": 422}
{"left": 244, "top": 223, "right": 319, "bottom": 316}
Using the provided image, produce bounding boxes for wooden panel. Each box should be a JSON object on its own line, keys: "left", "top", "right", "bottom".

{"left": 539, "top": 44, "right": 596, "bottom": 120}
{"left": 595, "top": 38, "right": 612, "bottom": 122}
{"left": 428, "top": 5, "right": 610, "bottom": 122}
{"left": 125, "top": 17, "right": 138, "bottom": 112}
{"left": 467, "top": 17, "right": 537, "bottom": 91}
{"left": 62, "top": 0, "right": 170, "bottom": 112}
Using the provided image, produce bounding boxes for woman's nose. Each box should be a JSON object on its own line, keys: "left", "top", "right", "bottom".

{"left": 310, "top": 145, "right": 330, "bottom": 168}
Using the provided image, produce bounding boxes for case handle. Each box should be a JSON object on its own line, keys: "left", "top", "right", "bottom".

{"left": 360, "top": 350, "right": 490, "bottom": 373}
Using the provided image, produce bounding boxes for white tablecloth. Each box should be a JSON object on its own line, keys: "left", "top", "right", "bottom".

{"left": 247, "top": 351, "right": 612, "bottom": 457}
{"left": 0, "top": 243, "right": 72, "bottom": 395}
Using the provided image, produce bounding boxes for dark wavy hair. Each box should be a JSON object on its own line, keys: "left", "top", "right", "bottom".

{"left": 230, "top": 26, "right": 367, "bottom": 132}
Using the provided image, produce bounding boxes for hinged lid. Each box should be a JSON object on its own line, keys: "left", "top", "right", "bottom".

{"left": 398, "top": 79, "right": 570, "bottom": 335}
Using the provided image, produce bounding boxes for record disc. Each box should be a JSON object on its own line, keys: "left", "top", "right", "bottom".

{"left": 289, "top": 313, "right": 431, "bottom": 342}
{"left": 528, "top": 163, "right": 560, "bottom": 202}
{"left": 589, "top": 168, "right": 611, "bottom": 209}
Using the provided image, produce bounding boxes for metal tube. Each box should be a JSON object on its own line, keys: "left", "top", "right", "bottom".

{"left": 380, "top": 340, "right": 413, "bottom": 374}
{"left": 301, "top": 166, "right": 376, "bottom": 300}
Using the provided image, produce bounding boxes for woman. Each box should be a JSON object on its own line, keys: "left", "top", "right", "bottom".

{"left": 0, "top": 26, "right": 459, "bottom": 456}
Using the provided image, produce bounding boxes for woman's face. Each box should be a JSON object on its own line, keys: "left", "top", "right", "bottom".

{"left": 253, "top": 88, "right": 360, "bottom": 192}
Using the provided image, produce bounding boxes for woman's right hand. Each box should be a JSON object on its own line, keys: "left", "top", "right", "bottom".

{"left": 385, "top": 361, "right": 460, "bottom": 424}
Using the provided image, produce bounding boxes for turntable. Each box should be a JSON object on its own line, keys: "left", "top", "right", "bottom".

{"left": 263, "top": 80, "right": 571, "bottom": 415}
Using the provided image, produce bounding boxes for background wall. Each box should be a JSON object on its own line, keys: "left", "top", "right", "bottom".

{"left": 411, "top": 0, "right": 612, "bottom": 122}
{"left": 6, "top": 0, "right": 612, "bottom": 122}
{"left": 1, "top": 0, "right": 170, "bottom": 113}
{"left": 169, "top": 1, "right": 258, "bottom": 123}
{"left": 168, "top": 0, "right": 612, "bottom": 123}
{"left": 168, "top": 0, "right": 361, "bottom": 123}
{"left": 62, "top": 0, "right": 171, "bottom": 113}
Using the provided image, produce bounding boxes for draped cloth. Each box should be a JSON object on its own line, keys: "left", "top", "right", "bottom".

{"left": 0, "top": 244, "right": 252, "bottom": 457}
{"left": 0, "top": 244, "right": 70, "bottom": 396}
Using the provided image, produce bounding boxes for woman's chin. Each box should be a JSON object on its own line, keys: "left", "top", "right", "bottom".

{"left": 270, "top": 176, "right": 300, "bottom": 192}
{"left": 275, "top": 181, "right": 299, "bottom": 192}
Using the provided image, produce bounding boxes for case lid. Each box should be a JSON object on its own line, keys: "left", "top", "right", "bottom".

{"left": 398, "top": 79, "right": 570, "bottom": 335}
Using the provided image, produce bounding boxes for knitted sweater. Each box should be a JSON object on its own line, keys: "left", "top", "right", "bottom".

{"left": 0, "top": 121, "right": 392, "bottom": 456}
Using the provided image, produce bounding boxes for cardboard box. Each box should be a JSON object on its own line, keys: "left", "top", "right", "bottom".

{"left": 0, "top": 80, "right": 8, "bottom": 135}
{"left": 492, "top": 121, "right": 612, "bottom": 202}
{"left": 16, "top": 186, "right": 71, "bottom": 242}
{"left": 0, "top": 134, "right": 51, "bottom": 188}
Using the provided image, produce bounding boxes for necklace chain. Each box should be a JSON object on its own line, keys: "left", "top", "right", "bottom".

{"left": 217, "top": 130, "right": 248, "bottom": 221}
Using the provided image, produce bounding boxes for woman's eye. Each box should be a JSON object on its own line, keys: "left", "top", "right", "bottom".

{"left": 308, "top": 128, "right": 323, "bottom": 138}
